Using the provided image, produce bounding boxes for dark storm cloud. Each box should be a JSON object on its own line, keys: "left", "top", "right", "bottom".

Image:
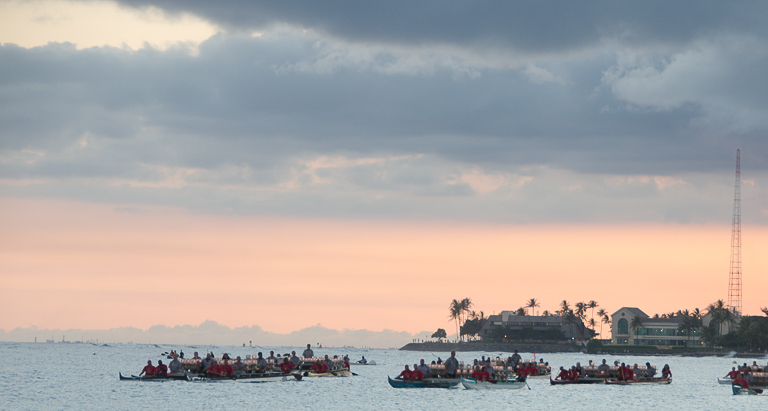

{"left": 3, "top": 3, "right": 768, "bottom": 223}
{"left": 115, "top": 0, "right": 768, "bottom": 52}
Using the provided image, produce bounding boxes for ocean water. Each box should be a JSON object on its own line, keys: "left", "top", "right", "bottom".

{"left": 0, "top": 342, "right": 766, "bottom": 410}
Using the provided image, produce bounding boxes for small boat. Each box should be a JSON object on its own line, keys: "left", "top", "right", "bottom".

{"left": 461, "top": 377, "right": 526, "bottom": 390}
{"left": 354, "top": 360, "right": 377, "bottom": 366}
{"left": 549, "top": 377, "right": 605, "bottom": 385}
{"left": 605, "top": 378, "right": 672, "bottom": 385}
{"left": 119, "top": 372, "right": 190, "bottom": 381}
{"left": 718, "top": 378, "right": 734, "bottom": 385}
{"left": 387, "top": 376, "right": 461, "bottom": 388}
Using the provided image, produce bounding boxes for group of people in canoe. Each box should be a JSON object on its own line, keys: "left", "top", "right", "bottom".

{"left": 553, "top": 359, "right": 671, "bottom": 382}
{"left": 137, "top": 344, "right": 351, "bottom": 378}
{"left": 397, "top": 350, "right": 548, "bottom": 382}
{"left": 724, "top": 361, "right": 767, "bottom": 390}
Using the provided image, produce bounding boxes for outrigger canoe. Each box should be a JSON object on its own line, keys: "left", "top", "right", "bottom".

{"left": 461, "top": 378, "right": 526, "bottom": 390}
{"left": 549, "top": 377, "right": 604, "bottom": 385}
{"left": 119, "top": 373, "right": 190, "bottom": 381}
{"left": 605, "top": 378, "right": 672, "bottom": 385}
{"left": 732, "top": 383, "right": 763, "bottom": 395}
{"left": 718, "top": 378, "right": 734, "bottom": 385}
{"left": 387, "top": 376, "right": 461, "bottom": 388}
{"left": 354, "top": 360, "right": 376, "bottom": 366}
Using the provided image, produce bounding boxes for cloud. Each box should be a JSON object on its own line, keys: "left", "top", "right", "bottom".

{"left": 2, "top": 2, "right": 768, "bottom": 224}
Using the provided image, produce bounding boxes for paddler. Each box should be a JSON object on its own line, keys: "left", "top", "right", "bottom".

{"left": 510, "top": 350, "right": 522, "bottom": 368}
{"left": 725, "top": 367, "right": 738, "bottom": 380}
{"left": 661, "top": 364, "right": 672, "bottom": 379}
{"left": 568, "top": 366, "right": 579, "bottom": 381}
{"left": 418, "top": 359, "right": 431, "bottom": 378}
{"left": 139, "top": 360, "right": 156, "bottom": 377}
{"left": 169, "top": 355, "right": 181, "bottom": 374}
{"left": 399, "top": 365, "right": 413, "bottom": 381}
{"left": 555, "top": 366, "right": 570, "bottom": 381}
{"left": 733, "top": 372, "right": 750, "bottom": 389}
{"left": 411, "top": 364, "right": 424, "bottom": 381}
{"left": 254, "top": 352, "right": 268, "bottom": 373}
{"left": 645, "top": 362, "right": 656, "bottom": 379}
{"left": 201, "top": 353, "right": 213, "bottom": 372}
{"left": 206, "top": 360, "right": 221, "bottom": 377}
{"left": 597, "top": 359, "right": 610, "bottom": 376}
{"left": 290, "top": 351, "right": 301, "bottom": 368}
{"left": 343, "top": 356, "right": 350, "bottom": 370}
{"left": 280, "top": 358, "right": 294, "bottom": 374}
{"left": 155, "top": 360, "right": 168, "bottom": 377}
{"left": 233, "top": 356, "right": 244, "bottom": 375}
{"left": 444, "top": 351, "right": 459, "bottom": 378}
{"left": 322, "top": 355, "right": 333, "bottom": 373}
{"left": 267, "top": 351, "right": 277, "bottom": 363}
{"left": 219, "top": 359, "right": 234, "bottom": 377}
{"left": 470, "top": 366, "right": 485, "bottom": 381}
{"left": 359, "top": 356, "right": 367, "bottom": 365}
{"left": 302, "top": 344, "right": 314, "bottom": 359}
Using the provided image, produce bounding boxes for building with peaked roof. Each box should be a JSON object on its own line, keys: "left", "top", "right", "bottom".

{"left": 479, "top": 311, "right": 592, "bottom": 342}
{"left": 611, "top": 307, "right": 705, "bottom": 347}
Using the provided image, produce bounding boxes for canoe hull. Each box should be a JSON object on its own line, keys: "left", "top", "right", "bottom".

{"left": 461, "top": 378, "right": 525, "bottom": 390}
{"left": 550, "top": 377, "right": 605, "bottom": 385}
{"left": 119, "top": 373, "right": 189, "bottom": 381}
{"left": 388, "top": 376, "right": 461, "bottom": 388}
{"left": 732, "top": 383, "right": 761, "bottom": 395}
{"left": 605, "top": 378, "right": 671, "bottom": 385}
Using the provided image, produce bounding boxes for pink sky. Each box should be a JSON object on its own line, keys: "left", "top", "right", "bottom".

{"left": 1, "top": 197, "right": 766, "bottom": 335}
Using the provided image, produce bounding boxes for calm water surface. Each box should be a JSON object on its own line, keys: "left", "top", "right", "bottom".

{"left": 1, "top": 342, "right": 766, "bottom": 410}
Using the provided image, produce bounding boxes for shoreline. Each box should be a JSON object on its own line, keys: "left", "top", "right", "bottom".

{"left": 399, "top": 342, "right": 767, "bottom": 358}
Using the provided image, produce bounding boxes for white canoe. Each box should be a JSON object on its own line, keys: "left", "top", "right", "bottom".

{"left": 718, "top": 378, "right": 734, "bottom": 385}
{"left": 461, "top": 378, "right": 526, "bottom": 390}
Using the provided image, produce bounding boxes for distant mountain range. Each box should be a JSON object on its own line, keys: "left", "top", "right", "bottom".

{"left": 0, "top": 321, "right": 430, "bottom": 349}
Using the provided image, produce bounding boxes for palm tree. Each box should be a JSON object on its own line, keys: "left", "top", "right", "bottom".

{"left": 560, "top": 300, "right": 570, "bottom": 315}
{"left": 707, "top": 299, "right": 732, "bottom": 335}
{"left": 449, "top": 299, "right": 462, "bottom": 342}
{"left": 575, "top": 302, "right": 587, "bottom": 321}
{"left": 526, "top": 298, "right": 540, "bottom": 316}
{"left": 589, "top": 318, "right": 596, "bottom": 337}
{"left": 588, "top": 301, "right": 598, "bottom": 327}
{"left": 458, "top": 298, "right": 472, "bottom": 341}
{"left": 630, "top": 316, "right": 644, "bottom": 340}
{"left": 596, "top": 309, "right": 607, "bottom": 336}
{"left": 542, "top": 310, "right": 551, "bottom": 317}
{"left": 563, "top": 311, "right": 578, "bottom": 339}
{"left": 762, "top": 307, "right": 768, "bottom": 316}
{"left": 602, "top": 314, "right": 611, "bottom": 339}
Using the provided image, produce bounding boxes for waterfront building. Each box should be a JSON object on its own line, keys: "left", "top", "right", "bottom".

{"left": 479, "top": 311, "right": 592, "bottom": 341}
{"left": 611, "top": 307, "right": 706, "bottom": 347}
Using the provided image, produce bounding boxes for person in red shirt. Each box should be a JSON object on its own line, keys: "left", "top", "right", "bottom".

{"left": 527, "top": 364, "right": 538, "bottom": 377}
{"left": 139, "top": 360, "right": 156, "bottom": 377}
{"left": 399, "top": 365, "right": 413, "bottom": 381}
{"left": 343, "top": 356, "right": 350, "bottom": 370}
{"left": 661, "top": 364, "right": 672, "bottom": 379}
{"left": 206, "top": 361, "right": 221, "bottom": 377}
{"left": 733, "top": 372, "right": 750, "bottom": 389}
{"left": 280, "top": 358, "right": 294, "bottom": 374}
{"left": 219, "top": 360, "right": 234, "bottom": 377}
{"left": 555, "top": 366, "right": 569, "bottom": 381}
{"left": 725, "top": 367, "right": 738, "bottom": 379}
{"left": 482, "top": 366, "right": 493, "bottom": 382}
{"left": 310, "top": 362, "right": 324, "bottom": 374}
{"left": 470, "top": 366, "right": 485, "bottom": 381}
{"left": 568, "top": 366, "right": 579, "bottom": 381}
{"left": 411, "top": 364, "right": 424, "bottom": 381}
{"left": 155, "top": 360, "right": 168, "bottom": 377}
{"left": 623, "top": 366, "right": 634, "bottom": 381}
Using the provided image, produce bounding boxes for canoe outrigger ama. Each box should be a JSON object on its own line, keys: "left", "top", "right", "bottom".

{"left": 732, "top": 383, "right": 763, "bottom": 395}
{"left": 549, "top": 377, "right": 604, "bottom": 385}
{"left": 605, "top": 377, "right": 672, "bottom": 385}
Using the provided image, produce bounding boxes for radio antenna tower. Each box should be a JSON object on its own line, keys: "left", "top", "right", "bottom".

{"left": 728, "top": 149, "right": 742, "bottom": 317}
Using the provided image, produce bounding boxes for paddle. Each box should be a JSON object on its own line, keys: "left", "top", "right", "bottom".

{"left": 525, "top": 381, "right": 531, "bottom": 390}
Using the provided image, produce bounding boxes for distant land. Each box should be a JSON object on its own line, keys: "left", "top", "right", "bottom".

{"left": 0, "top": 321, "right": 430, "bottom": 349}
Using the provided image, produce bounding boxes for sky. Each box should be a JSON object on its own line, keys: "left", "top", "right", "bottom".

{"left": 1, "top": 1, "right": 768, "bottom": 345}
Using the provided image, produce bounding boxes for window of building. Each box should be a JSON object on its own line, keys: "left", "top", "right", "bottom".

{"left": 617, "top": 318, "right": 628, "bottom": 335}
